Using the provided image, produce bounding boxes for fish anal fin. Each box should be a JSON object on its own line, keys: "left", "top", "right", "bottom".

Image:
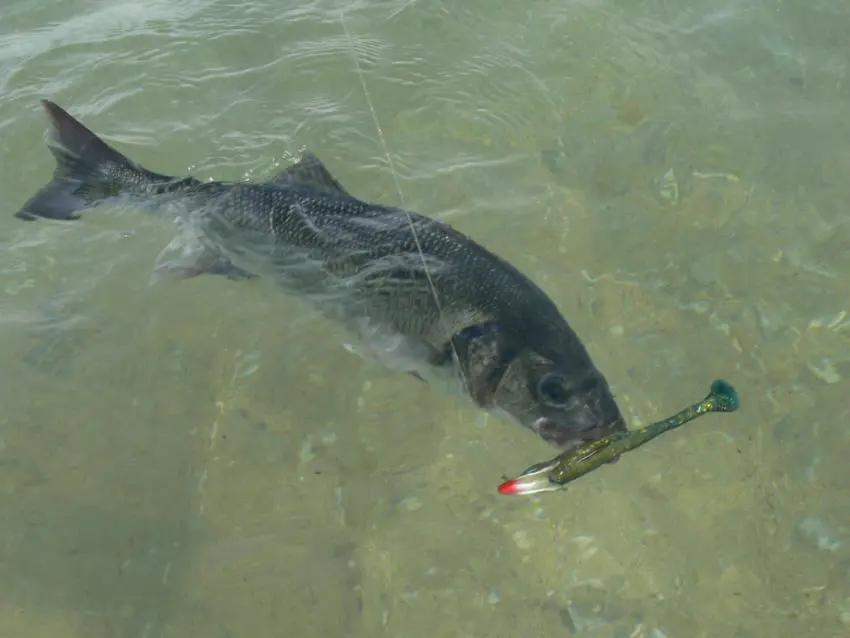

{"left": 153, "top": 232, "right": 257, "bottom": 283}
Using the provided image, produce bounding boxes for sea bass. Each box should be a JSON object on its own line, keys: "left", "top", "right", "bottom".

{"left": 16, "top": 99, "right": 627, "bottom": 450}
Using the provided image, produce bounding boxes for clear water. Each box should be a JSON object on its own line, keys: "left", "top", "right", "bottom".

{"left": 1, "top": 0, "right": 849, "bottom": 636}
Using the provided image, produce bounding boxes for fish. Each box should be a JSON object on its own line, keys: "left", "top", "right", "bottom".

{"left": 497, "top": 378, "right": 740, "bottom": 495}
{"left": 15, "top": 99, "right": 628, "bottom": 451}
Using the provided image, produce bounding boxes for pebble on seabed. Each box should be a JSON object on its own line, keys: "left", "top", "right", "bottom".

{"left": 512, "top": 530, "right": 533, "bottom": 550}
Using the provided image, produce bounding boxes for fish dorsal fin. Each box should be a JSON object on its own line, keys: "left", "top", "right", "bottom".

{"left": 267, "top": 151, "right": 351, "bottom": 196}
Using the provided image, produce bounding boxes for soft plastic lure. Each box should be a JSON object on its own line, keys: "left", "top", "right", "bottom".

{"left": 498, "top": 379, "right": 740, "bottom": 496}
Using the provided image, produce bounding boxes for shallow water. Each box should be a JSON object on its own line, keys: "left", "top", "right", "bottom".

{"left": 1, "top": 0, "right": 849, "bottom": 636}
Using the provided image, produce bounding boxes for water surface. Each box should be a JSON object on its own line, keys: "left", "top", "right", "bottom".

{"left": 1, "top": 0, "right": 849, "bottom": 636}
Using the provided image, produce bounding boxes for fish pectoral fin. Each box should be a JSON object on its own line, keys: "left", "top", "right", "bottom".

{"left": 439, "top": 322, "right": 513, "bottom": 406}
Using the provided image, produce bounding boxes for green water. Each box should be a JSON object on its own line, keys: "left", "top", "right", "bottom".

{"left": 1, "top": 0, "right": 849, "bottom": 636}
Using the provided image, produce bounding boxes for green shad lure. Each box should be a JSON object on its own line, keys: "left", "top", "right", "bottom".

{"left": 498, "top": 379, "right": 740, "bottom": 496}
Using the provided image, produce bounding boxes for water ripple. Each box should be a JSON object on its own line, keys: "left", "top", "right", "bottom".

{"left": 0, "top": 0, "right": 214, "bottom": 61}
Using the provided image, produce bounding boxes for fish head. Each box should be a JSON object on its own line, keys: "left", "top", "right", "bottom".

{"left": 493, "top": 351, "right": 626, "bottom": 450}
{"left": 453, "top": 323, "right": 626, "bottom": 450}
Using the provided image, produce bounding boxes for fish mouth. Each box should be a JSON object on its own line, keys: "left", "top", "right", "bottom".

{"left": 532, "top": 414, "right": 627, "bottom": 451}
{"left": 531, "top": 417, "right": 580, "bottom": 450}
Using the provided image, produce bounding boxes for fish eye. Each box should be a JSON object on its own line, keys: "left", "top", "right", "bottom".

{"left": 537, "top": 373, "right": 569, "bottom": 407}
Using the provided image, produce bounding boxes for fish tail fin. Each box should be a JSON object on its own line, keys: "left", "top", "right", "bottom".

{"left": 16, "top": 100, "right": 173, "bottom": 221}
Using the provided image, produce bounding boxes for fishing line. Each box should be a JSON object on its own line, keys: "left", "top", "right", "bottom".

{"left": 340, "top": 10, "right": 468, "bottom": 388}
